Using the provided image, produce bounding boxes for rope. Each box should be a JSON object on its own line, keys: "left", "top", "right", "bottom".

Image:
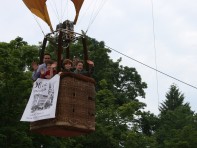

{"left": 105, "top": 45, "right": 197, "bottom": 90}
{"left": 151, "top": 0, "right": 160, "bottom": 108}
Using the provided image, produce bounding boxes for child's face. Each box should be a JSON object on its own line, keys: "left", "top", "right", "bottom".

{"left": 64, "top": 63, "right": 72, "bottom": 70}
{"left": 47, "top": 64, "right": 52, "bottom": 70}
{"left": 73, "top": 58, "right": 79, "bottom": 67}
{"left": 76, "top": 62, "right": 83, "bottom": 71}
{"left": 32, "top": 63, "right": 38, "bottom": 70}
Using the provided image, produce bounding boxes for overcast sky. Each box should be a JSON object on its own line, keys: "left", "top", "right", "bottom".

{"left": 1, "top": 0, "right": 197, "bottom": 115}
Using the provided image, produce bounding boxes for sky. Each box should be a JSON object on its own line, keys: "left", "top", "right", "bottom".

{"left": 1, "top": 0, "right": 197, "bottom": 115}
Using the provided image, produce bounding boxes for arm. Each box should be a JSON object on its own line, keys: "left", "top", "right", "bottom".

{"left": 40, "top": 68, "right": 45, "bottom": 79}
{"left": 49, "top": 63, "right": 57, "bottom": 78}
{"left": 32, "top": 71, "right": 38, "bottom": 81}
{"left": 87, "top": 60, "right": 94, "bottom": 76}
{"left": 49, "top": 67, "right": 53, "bottom": 79}
{"left": 34, "top": 64, "right": 44, "bottom": 79}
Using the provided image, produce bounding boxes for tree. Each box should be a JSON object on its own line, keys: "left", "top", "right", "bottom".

{"left": 138, "top": 111, "right": 159, "bottom": 136}
{"left": 0, "top": 37, "right": 152, "bottom": 147}
{"left": 159, "top": 84, "right": 189, "bottom": 114}
{"left": 0, "top": 37, "right": 38, "bottom": 147}
{"left": 44, "top": 37, "right": 149, "bottom": 147}
{"left": 0, "top": 37, "right": 64, "bottom": 148}
{"left": 156, "top": 84, "right": 197, "bottom": 148}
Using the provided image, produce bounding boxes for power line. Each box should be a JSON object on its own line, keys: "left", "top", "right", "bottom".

{"left": 105, "top": 45, "right": 197, "bottom": 90}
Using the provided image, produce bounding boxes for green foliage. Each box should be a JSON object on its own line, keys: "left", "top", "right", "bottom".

{"left": 155, "top": 84, "right": 197, "bottom": 148}
{"left": 124, "top": 131, "right": 157, "bottom": 148}
{"left": 159, "top": 84, "right": 189, "bottom": 114}
{"left": 0, "top": 37, "right": 37, "bottom": 147}
{"left": 0, "top": 37, "right": 63, "bottom": 147}
{"left": 45, "top": 36, "right": 149, "bottom": 147}
{"left": 1, "top": 37, "right": 196, "bottom": 147}
{"left": 138, "top": 111, "right": 159, "bottom": 136}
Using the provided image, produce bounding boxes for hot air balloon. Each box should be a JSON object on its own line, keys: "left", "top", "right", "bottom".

{"left": 22, "top": 0, "right": 96, "bottom": 137}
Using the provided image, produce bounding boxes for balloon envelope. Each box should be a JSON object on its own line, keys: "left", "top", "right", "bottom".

{"left": 23, "top": 0, "right": 84, "bottom": 31}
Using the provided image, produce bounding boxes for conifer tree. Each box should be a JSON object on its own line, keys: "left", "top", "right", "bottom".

{"left": 156, "top": 84, "right": 197, "bottom": 148}
{"left": 159, "top": 84, "right": 189, "bottom": 114}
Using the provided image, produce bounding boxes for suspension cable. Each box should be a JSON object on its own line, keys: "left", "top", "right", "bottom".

{"left": 86, "top": 0, "right": 109, "bottom": 33}
{"left": 48, "top": 0, "right": 61, "bottom": 24}
{"left": 86, "top": 0, "right": 100, "bottom": 30}
{"left": 77, "top": 0, "right": 95, "bottom": 25}
{"left": 32, "top": 14, "right": 45, "bottom": 36}
{"left": 61, "top": 0, "right": 69, "bottom": 22}
{"left": 60, "top": 0, "right": 63, "bottom": 22}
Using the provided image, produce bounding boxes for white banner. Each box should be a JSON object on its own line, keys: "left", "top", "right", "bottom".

{"left": 21, "top": 74, "right": 60, "bottom": 122}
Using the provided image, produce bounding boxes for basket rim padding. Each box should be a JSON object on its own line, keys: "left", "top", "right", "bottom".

{"left": 60, "top": 72, "right": 96, "bottom": 84}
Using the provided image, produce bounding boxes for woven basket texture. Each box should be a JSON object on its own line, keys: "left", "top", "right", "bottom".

{"left": 30, "top": 74, "right": 96, "bottom": 137}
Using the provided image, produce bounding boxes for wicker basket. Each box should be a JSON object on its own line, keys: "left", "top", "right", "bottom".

{"left": 30, "top": 73, "right": 96, "bottom": 137}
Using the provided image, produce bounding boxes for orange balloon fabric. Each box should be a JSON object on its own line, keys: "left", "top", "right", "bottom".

{"left": 23, "top": 0, "right": 84, "bottom": 31}
{"left": 23, "top": 0, "right": 53, "bottom": 32}
{"left": 71, "top": 0, "right": 84, "bottom": 24}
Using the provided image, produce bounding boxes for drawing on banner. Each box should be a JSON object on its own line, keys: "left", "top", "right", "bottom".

{"left": 31, "top": 82, "right": 54, "bottom": 113}
{"left": 21, "top": 74, "right": 60, "bottom": 122}
{"left": 31, "top": 82, "right": 54, "bottom": 112}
